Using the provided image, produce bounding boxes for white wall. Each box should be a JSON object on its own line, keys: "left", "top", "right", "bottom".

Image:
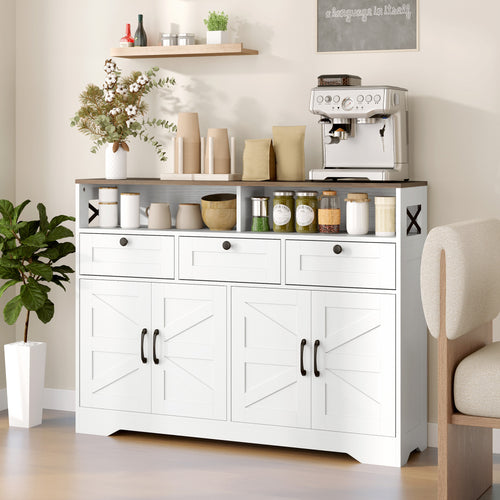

{"left": 14, "top": 0, "right": 500, "bottom": 420}
{"left": 0, "top": 0, "right": 17, "bottom": 390}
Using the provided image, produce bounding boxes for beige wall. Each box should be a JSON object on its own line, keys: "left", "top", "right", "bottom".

{"left": 14, "top": 1, "right": 500, "bottom": 420}
{"left": 0, "top": 0, "right": 17, "bottom": 388}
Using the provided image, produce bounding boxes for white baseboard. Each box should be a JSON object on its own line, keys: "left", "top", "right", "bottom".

{"left": 0, "top": 388, "right": 6, "bottom": 411}
{"left": 43, "top": 388, "right": 75, "bottom": 412}
{"left": 428, "top": 422, "right": 500, "bottom": 454}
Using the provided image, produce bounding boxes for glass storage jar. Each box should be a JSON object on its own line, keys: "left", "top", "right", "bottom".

{"left": 374, "top": 196, "right": 396, "bottom": 236}
{"left": 251, "top": 197, "right": 270, "bottom": 232}
{"left": 345, "top": 192, "right": 370, "bottom": 235}
{"left": 272, "top": 191, "right": 294, "bottom": 232}
{"left": 318, "top": 190, "right": 340, "bottom": 233}
{"left": 295, "top": 191, "right": 318, "bottom": 233}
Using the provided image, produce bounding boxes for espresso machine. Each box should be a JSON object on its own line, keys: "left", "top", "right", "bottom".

{"left": 309, "top": 75, "right": 409, "bottom": 181}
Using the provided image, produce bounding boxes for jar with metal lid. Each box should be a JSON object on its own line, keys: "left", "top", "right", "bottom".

{"left": 295, "top": 191, "right": 318, "bottom": 233}
{"left": 345, "top": 192, "right": 370, "bottom": 235}
{"left": 177, "top": 33, "right": 195, "bottom": 45}
{"left": 251, "top": 197, "right": 270, "bottom": 232}
{"left": 272, "top": 191, "right": 294, "bottom": 232}
{"left": 318, "top": 190, "right": 340, "bottom": 233}
{"left": 160, "top": 33, "right": 178, "bottom": 46}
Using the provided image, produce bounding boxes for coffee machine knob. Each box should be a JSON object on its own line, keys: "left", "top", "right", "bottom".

{"left": 342, "top": 97, "right": 354, "bottom": 111}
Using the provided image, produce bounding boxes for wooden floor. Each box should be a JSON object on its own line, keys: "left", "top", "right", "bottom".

{"left": 1, "top": 410, "right": 499, "bottom": 500}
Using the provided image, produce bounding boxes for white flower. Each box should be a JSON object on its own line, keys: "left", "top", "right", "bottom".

{"left": 104, "top": 60, "right": 117, "bottom": 73}
{"left": 137, "top": 74, "right": 149, "bottom": 85}
{"left": 109, "top": 107, "right": 121, "bottom": 116}
{"left": 104, "top": 90, "right": 115, "bottom": 102}
{"left": 125, "top": 105, "right": 138, "bottom": 117}
{"left": 129, "top": 83, "right": 140, "bottom": 93}
{"left": 101, "top": 82, "right": 109, "bottom": 90}
{"left": 105, "top": 75, "right": 117, "bottom": 87}
{"left": 116, "top": 84, "right": 127, "bottom": 95}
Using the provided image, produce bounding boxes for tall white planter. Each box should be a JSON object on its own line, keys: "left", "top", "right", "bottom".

{"left": 105, "top": 143, "right": 128, "bottom": 179}
{"left": 4, "top": 341, "right": 47, "bottom": 428}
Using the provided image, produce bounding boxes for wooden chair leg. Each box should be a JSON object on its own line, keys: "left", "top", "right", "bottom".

{"left": 439, "top": 424, "right": 492, "bottom": 500}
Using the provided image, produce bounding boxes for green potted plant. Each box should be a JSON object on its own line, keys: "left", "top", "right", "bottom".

{"left": 0, "top": 199, "right": 75, "bottom": 427}
{"left": 204, "top": 10, "right": 229, "bottom": 44}
{"left": 70, "top": 59, "right": 176, "bottom": 180}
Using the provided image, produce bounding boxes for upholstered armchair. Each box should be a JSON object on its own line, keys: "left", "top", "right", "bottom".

{"left": 420, "top": 218, "right": 500, "bottom": 500}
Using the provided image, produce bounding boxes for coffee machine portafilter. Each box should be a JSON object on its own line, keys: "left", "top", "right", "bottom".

{"left": 309, "top": 85, "right": 409, "bottom": 181}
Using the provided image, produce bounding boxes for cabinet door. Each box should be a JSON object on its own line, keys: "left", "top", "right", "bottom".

{"left": 312, "top": 291, "right": 395, "bottom": 436}
{"left": 232, "top": 287, "right": 311, "bottom": 428}
{"left": 151, "top": 284, "right": 226, "bottom": 420}
{"left": 80, "top": 280, "right": 151, "bottom": 413}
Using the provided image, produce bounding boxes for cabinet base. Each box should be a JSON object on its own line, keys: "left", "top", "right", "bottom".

{"left": 76, "top": 407, "right": 427, "bottom": 467}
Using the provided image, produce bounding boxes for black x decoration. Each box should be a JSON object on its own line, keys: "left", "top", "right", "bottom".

{"left": 88, "top": 201, "right": 99, "bottom": 224}
{"left": 406, "top": 204, "right": 422, "bottom": 236}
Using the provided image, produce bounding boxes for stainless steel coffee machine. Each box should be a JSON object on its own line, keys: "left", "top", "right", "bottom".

{"left": 309, "top": 78, "right": 409, "bottom": 181}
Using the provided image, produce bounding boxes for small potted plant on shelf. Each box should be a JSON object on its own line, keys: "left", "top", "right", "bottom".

{"left": 204, "top": 10, "right": 229, "bottom": 44}
{"left": 70, "top": 59, "right": 176, "bottom": 180}
{"left": 0, "top": 199, "right": 75, "bottom": 428}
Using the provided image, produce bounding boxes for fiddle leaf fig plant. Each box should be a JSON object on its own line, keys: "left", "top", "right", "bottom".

{"left": 0, "top": 200, "right": 75, "bottom": 343}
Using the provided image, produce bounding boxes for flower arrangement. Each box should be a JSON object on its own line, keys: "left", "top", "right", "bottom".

{"left": 70, "top": 59, "right": 176, "bottom": 161}
{"left": 203, "top": 10, "right": 229, "bottom": 31}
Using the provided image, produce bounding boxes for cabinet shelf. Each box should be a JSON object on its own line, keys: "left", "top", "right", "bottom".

{"left": 110, "top": 43, "right": 258, "bottom": 59}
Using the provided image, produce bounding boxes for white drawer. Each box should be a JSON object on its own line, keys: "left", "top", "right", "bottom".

{"left": 179, "top": 236, "right": 280, "bottom": 284}
{"left": 285, "top": 240, "right": 396, "bottom": 289}
{"left": 80, "top": 233, "right": 174, "bottom": 279}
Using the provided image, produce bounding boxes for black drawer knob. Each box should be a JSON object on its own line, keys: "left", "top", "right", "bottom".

{"left": 120, "top": 237, "right": 128, "bottom": 247}
{"left": 222, "top": 241, "right": 231, "bottom": 250}
{"left": 333, "top": 244, "right": 342, "bottom": 255}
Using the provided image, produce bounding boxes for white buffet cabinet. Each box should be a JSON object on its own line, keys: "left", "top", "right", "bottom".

{"left": 75, "top": 178, "right": 428, "bottom": 467}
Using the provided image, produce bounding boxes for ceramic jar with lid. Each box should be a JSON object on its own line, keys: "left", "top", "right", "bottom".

{"left": 295, "top": 191, "right": 318, "bottom": 233}
{"left": 345, "top": 192, "right": 370, "bottom": 235}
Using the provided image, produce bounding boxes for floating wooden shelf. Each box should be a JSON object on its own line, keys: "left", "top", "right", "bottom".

{"left": 110, "top": 43, "right": 258, "bottom": 59}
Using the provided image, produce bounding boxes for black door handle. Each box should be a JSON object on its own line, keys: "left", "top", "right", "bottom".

{"left": 222, "top": 240, "right": 231, "bottom": 250}
{"left": 153, "top": 329, "right": 160, "bottom": 365}
{"left": 120, "top": 237, "right": 128, "bottom": 247}
{"left": 333, "top": 244, "right": 342, "bottom": 254}
{"left": 300, "top": 338, "right": 307, "bottom": 376}
{"left": 314, "top": 340, "right": 320, "bottom": 377}
{"left": 140, "top": 328, "right": 147, "bottom": 364}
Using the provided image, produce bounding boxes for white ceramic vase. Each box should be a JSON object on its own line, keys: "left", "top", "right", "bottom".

{"left": 105, "top": 143, "right": 128, "bottom": 179}
{"left": 4, "top": 341, "right": 47, "bottom": 428}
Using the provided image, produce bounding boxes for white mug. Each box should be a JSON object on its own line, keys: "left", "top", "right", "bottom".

{"left": 146, "top": 202, "right": 171, "bottom": 229}
{"left": 120, "top": 193, "right": 140, "bottom": 229}
{"left": 99, "top": 202, "right": 118, "bottom": 228}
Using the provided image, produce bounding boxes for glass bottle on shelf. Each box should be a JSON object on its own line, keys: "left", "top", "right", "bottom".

{"left": 251, "top": 197, "right": 270, "bottom": 232}
{"left": 318, "top": 190, "right": 340, "bottom": 233}
{"left": 134, "top": 14, "right": 147, "bottom": 47}
{"left": 120, "top": 23, "right": 134, "bottom": 47}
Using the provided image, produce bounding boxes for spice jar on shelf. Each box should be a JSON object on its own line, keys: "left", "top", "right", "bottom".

{"left": 318, "top": 190, "right": 340, "bottom": 233}
{"left": 272, "top": 191, "right": 294, "bottom": 232}
{"left": 295, "top": 191, "right": 318, "bottom": 233}
{"left": 345, "top": 192, "right": 370, "bottom": 235}
{"left": 251, "top": 197, "right": 270, "bottom": 232}
{"left": 374, "top": 196, "right": 396, "bottom": 236}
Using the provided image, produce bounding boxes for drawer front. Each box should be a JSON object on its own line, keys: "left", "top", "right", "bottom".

{"left": 80, "top": 233, "right": 174, "bottom": 279}
{"left": 286, "top": 240, "right": 396, "bottom": 289}
{"left": 179, "top": 237, "right": 280, "bottom": 284}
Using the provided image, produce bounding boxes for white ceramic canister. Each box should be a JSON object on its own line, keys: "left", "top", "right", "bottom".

{"left": 120, "top": 192, "right": 140, "bottom": 229}
{"left": 99, "top": 202, "right": 118, "bottom": 228}
{"left": 374, "top": 196, "right": 396, "bottom": 236}
{"left": 99, "top": 186, "right": 118, "bottom": 203}
{"left": 345, "top": 193, "right": 370, "bottom": 235}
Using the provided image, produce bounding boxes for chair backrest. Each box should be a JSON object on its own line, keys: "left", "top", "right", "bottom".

{"left": 420, "top": 218, "right": 500, "bottom": 340}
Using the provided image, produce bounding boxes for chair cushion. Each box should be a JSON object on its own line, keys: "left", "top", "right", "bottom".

{"left": 454, "top": 341, "right": 500, "bottom": 418}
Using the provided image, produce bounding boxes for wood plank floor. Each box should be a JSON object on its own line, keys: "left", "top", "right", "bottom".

{"left": 1, "top": 410, "right": 499, "bottom": 500}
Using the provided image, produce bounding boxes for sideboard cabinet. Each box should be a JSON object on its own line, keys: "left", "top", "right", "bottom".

{"left": 75, "top": 178, "right": 427, "bottom": 467}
